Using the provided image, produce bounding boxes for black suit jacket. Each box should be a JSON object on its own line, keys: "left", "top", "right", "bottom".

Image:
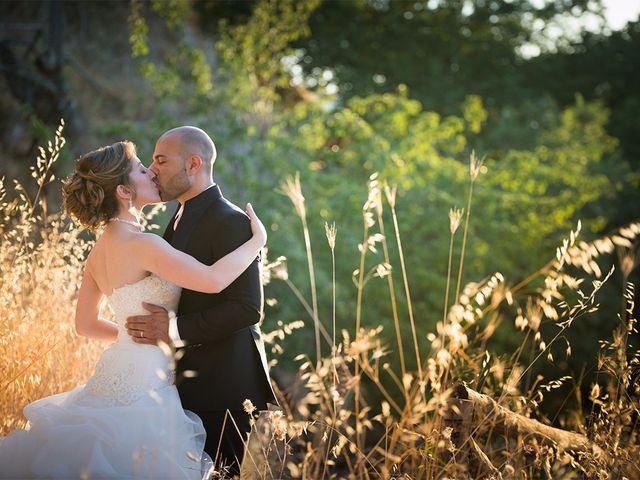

{"left": 163, "top": 185, "right": 276, "bottom": 412}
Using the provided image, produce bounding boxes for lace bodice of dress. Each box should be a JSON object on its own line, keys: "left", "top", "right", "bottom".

{"left": 107, "top": 274, "right": 181, "bottom": 344}
{"left": 84, "top": 275, "right": 182, "bottom": 405}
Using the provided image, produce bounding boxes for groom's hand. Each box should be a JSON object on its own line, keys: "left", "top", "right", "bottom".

{"left": 125, "top": 302, "right": 172, "bottom": 346}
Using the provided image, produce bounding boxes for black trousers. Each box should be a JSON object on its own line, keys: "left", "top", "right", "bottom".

{"left": 197, "top": 410, "right": 252, "bottom": 477}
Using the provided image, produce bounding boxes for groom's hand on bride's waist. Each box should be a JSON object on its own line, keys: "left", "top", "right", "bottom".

{"left": 125, "top": 302, "right": 172, "bottom": 346}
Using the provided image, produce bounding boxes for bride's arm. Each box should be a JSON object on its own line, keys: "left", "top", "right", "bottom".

{"left": 75, "top": 266, "right": 119, "bottom": 342}
{"left": 136, "top": 203, "right": 266, "bottom": 294}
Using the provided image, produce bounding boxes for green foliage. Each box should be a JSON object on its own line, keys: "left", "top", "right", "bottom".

{"left": 284, "top": 0, "right": 637, "bottom": 230}
{"left": 462, "top": 95, "right": 488, "bottom": 135}
{"left": 215, "top": 0, "right": 321, "bottom": 121}
{"left": 519, "top": 21, "right": 640, "bottom": 228}
{"left": 128, "top": 0, "right": 213, "bottom": 106}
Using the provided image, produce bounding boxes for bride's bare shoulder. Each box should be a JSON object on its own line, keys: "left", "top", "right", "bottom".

{"left": 127, "top": 231, "right": 170, "bottom": 252}
{"left": 88, "top": 230, "right": 166, "bottom": 261}
{"left": 130, "top": 231, "right": 167, "bottom": 244}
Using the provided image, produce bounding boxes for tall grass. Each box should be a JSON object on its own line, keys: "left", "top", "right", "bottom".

{"left": 0, "top": 123, "right": 164, "bottom": 437}
{"left": 253, "top": 156, "right": 639, "bottom": 478}
{"left": 2, "top": 128, "right": 639, "bottom": 479}
{"left": 0, "top": 122, "right": 103, "bottom": 434}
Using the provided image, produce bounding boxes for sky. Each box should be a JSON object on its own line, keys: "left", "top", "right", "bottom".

{"left": 525, "top": 0, "right": 640, "bottom": 31}
{"left": 517, "top": 0, "right": 640, "bottom": 57}
{"left": 602, "top": 0, "right": 640, "bottom": 29}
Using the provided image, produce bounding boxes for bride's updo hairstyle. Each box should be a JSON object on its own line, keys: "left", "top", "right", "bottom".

{"left": 63, "top": 141, "right": 137, "bottom": 231}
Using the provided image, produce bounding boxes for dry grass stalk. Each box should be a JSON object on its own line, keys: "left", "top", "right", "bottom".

{"left": 384, "top": 182, "right": 423, "bottom": 392}
{"left": 373, "top": 186, "right": 408, "bottom": 394}
{"left": 323, "top": 221, "right": 337, "bottom": 479}
{"left": 279, "top": 172, "right": 321, "bottom": 365}
{"left": 443, "top": 207, "right": 464, "bottom": 342}
{"left": 453, "top": 151, "right": 485, "bottom": 305}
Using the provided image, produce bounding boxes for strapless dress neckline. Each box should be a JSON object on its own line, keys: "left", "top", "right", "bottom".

{"left": 107, "top": 273, "right": 165, "bottom": 297}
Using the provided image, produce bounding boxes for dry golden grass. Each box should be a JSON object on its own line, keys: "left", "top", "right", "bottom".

{"left": 0, "top": 122, "right": 104, "bottom": 435}
{"left": 251, "top": 159, "right": 639, "bottom": 478}
{"left": 2, "top": 126, "right": 639, "bottom": 479}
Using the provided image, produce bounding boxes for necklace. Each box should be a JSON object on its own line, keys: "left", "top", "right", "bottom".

{"left": 109, "top": 217, "right": 143, "bottom": 231}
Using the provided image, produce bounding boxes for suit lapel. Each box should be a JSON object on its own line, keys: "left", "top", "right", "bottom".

{"left": 169, "top": 186, "right": 221, "bottom": 252}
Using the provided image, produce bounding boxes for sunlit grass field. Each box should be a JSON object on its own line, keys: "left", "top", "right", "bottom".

{"left": 2, "top": 125, "right": 639, "bottom": 479}
{"left": 0, "top": 124, "right": 103, "bottom": 437}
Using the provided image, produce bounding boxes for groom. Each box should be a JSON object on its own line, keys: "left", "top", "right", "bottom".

{"left": 125, "top": 126, "right": 276, "bottom": 475}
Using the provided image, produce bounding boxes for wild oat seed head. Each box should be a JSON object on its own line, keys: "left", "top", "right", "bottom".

{"left": 374, "top": 262, "right": 392, "bottom": 278}
{"left": 362, "top": 172, "right": 381, "bottom": 211}
{"left": 619, "top": 250, "right": 636, "bottom": 279}
{"left": 364, "top": 211, "right": 375, "bottom": 229}
{"left": 469, "top": 150, "right": 485, "bottom": 181}
{"left": 448, "top": 207, "right": 464, "bottom": 234}
{"left": 589, "top": 383, "right": 600, "bottom": 402}
{"left": 243, "top": 399, "right": 256, "bottom": 414}
{"left": 384, "top": 183, "right": 397, "bottom": 209}
{"left": 279, "top": 172, "right": 306, "bottom": 219}
{"left": 526, "top": 298, "right": 542, "bottom": 332}
{"left": 325, "top": 221, "right": 337, "bottom": 250}
{"left": 270, "top": 257, "right": 289, "bottom": 281}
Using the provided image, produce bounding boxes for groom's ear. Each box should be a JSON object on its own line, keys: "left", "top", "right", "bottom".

{"left": 186, "top": 155, "right": 203, "bottom": 176}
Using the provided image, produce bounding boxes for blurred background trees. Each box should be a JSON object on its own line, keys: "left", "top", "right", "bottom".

{"left": 1, "top": 0, "right": 637, "bottom": 417}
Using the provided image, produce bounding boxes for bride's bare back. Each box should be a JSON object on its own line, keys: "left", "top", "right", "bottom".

{"left": 87, "top": 225, "right": 150, "bottom": 296}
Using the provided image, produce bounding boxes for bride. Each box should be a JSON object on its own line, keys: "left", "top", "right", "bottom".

{"left": 0, "top": 140, "right": 266, "bottom": 479}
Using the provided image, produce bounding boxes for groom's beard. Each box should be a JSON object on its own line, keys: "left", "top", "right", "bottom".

{"left": 155, "top": 171, "right": 190, "bottom": 202}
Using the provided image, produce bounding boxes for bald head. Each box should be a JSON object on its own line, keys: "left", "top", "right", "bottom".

{"left": 160, "top": 126, "right": 217, "bottom": 168}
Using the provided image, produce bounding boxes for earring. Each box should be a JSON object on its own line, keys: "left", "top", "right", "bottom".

{"left": 128, "top": 198, "right": 134, "bottom": 211}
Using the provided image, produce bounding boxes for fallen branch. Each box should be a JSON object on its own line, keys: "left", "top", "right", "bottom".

{"left": 448, "top": 384, "right": 606, "bottom": 459}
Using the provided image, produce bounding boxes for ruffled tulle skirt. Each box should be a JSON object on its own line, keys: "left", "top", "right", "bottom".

{"left": 0, "top": 383, "right": 212, "bottom": 479}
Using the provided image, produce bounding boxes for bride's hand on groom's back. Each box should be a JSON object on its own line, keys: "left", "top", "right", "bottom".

{"left": 246, "top": 203, "right": 267, "bottom": 247}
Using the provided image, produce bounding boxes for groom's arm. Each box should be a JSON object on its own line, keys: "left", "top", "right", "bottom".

{"left": 173, "top": 211, "right": 263, "bottom": 345}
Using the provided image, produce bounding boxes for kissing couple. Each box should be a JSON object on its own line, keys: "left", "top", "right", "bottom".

{"left": 0, "top": 126, "right": 277, "bottom": 479}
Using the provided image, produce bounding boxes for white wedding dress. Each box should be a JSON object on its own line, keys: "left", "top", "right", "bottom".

{"left": 0, "top": 274, "right": 212, "bottom": 479}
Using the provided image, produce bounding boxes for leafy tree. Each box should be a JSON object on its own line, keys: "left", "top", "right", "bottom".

{"left": 289, "top": 0, "right": 602, "bottom": 108}
{"left": 519, "top": 21, "right": 640, "bottom": 229}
